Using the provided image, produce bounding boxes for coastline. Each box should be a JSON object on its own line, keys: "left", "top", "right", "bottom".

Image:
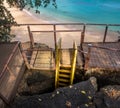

{"left": 5, "top": 3, "right": 119, "bottom": 48}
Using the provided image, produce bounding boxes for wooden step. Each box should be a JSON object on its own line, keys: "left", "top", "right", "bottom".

{"left": 59, "top": 74, "right": 70, "bottom": 78}
{"left": 59, "top": 69, "right": 71, "bottom": 73}
{"left": 59, "top": 78, "right": 70, "bottom": 82}
{"left": 58, "top": 82, "right": 68, "bottom": 86}
{"left": 60, "top": 65, "right": 71, "bottom": 69}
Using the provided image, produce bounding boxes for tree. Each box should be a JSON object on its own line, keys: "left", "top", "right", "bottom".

{"left": 0, "top": 0, "right": 57, "bottom": 42}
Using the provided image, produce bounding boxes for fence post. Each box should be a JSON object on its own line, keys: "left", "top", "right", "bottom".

{"left": 80, "top": 24, "right": 86, "bottom": 47}
{"left": 27, "top": 26, "right": 34, "bottom": 48}
{"left": 103, "top": 25, "right": 108, "bottom": 43}
{"left": 84, "top": 44, "right": 92, "bottom": 70}
{"left": 53, "top": 24, "right": 57, "bottom": 50}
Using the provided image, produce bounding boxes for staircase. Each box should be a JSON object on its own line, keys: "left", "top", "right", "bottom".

{"left": 55, "top": 39, "right": 77, "bottom": 88}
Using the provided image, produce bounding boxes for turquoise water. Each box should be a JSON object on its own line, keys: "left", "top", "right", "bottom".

{"left": 33, "top": 0, "right": 120, "bottom": 24}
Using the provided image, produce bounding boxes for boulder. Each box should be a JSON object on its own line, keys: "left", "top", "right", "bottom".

{"left": 17, "top": 70, "right": 55, "bottom": 95}
{"left": 10, "top": 77, "right": 97, "bottom": 108}
{"left": 94, "top": 85, "right": 120, "bottom": 108}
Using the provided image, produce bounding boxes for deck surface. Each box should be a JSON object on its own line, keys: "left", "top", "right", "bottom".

{"left": 30, "top": 49, "right": 55, "bottom": 70}
{"left": 81, "top": 42, "right": 120, "bottom": 71}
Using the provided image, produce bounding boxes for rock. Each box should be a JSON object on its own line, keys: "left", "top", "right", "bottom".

{"left": 17, "top": 70, "right": 55, "bottom": 95}
{"left": 93, "top": 92, "right": 107, "bottom": 108}
{"left": 85, "top": 70, "right": 120, "bottom": 87}
{"left": 29, "top": 78, "right": 55, "bottom": 94}
{"left": 101, "top": 85, "right": 120, "bottom": 108}
{"left": 94, "top": 85, "right": 120, "bottom": 108}
{"left": 89, "top": 77, "right": 97, "bottom": 91}
{"left": 9, "top": 77, "right": 97, "bottom": 108}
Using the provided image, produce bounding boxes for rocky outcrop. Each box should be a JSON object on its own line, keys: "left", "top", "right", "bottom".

{"left": 94, "top": 85, "right": 120, "bottom": 108}
{"left": 85, "top": 70, "right": 120, "bottom": 87}
{"left": 9, "top": 77, "right": 97, "bottom": 108}
{"left": 6, "top": 77, "right": 120, "bottom": 108}
{"left": 17, "top": 70, "right": 55, "bottom": 95}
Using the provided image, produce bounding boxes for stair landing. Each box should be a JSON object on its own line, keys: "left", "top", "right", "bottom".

{"left": 30, "top": 49, "right": 55, "bottom": 70}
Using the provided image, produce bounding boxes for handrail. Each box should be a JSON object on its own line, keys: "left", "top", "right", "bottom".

{"left": 22, "top": 48, "right": 53, "bottom": 51}
{"left": 8, "top": 22, "right": 120, "bottom": 49}
{"left": 70, "top": 41, "right": 77, "bottom": 85}
{"left": 87, "top": 44, "right": 120, "bottom": 51}
{"left": 78, "top": 49, "right": 88, "bottom": 55}
{"left": 11, "top": 23, "right": 120, "bottom": 26}
{"left": 31, "top": 29, "right": 82, "bottom": 32}
{"left": 55, "top": 38, "right": 61, "bottom": 88}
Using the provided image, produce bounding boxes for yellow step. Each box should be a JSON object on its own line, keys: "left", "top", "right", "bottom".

{"left": 59, "top": 78, "right": 70, "bottom": 82}
{"left": 58, "top": 82, "right": 68, "bottom": 86}
{"left": 60, "top": 65, "right": 71, "bottom": 69}
{"left": 59, "top": 74, "right": 70, "bottom": 78}
{"left": 59, "top": 69, "right": 71, "bottom": 73}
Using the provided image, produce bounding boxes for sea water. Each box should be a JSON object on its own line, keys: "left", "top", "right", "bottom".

{"left": 31, "top": 0, "right": 120, "bottom": 31}
{"left": 33, "top": 0, "right": 120, "bottom": 24}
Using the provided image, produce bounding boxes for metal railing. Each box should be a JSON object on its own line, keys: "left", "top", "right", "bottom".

{"left": 10, "top": 23, "right": 120, "bottom": 49}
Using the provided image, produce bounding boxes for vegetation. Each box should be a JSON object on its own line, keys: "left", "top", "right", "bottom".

{"left": 0, "top": 0, "right": 57, "bottom": 42}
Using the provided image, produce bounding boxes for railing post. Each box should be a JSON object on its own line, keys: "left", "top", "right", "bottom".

{"left": 84, "top": 44, "right": 92, "bottom": 70}
{"left": 19, "top": 44, "right": 31, "bottom": 69}
{"left": 55, "top": 38, "right": 61, "bottom": 88}
{"left": 80, "top": 24, "right": 86, "bottom": 48}
{"left": 103, "top": 25, "right": 108, "bottom": 43}
{"left": 27, "top": 26, "right": 34, "bottom": 48}
{"left": 70, "top": 41, "right": 77, "bottom": 85}
{"left": 53, "top": 24, "right": 57, "bottom": 50}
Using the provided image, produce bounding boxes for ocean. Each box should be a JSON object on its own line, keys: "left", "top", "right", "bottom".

{"left": 33, "top": 0, "right": 120, "bottom": 24}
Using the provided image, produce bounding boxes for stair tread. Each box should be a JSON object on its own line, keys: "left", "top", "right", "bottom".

{"left": 59, "top": 74, "right": 70, "bottom": 78}
{"left": 60, "top": 65, "right": 71, "bottom": 69}
{"left": 58, "top": 82, "right": 68, "bottom": 86}
{"left": 59, "top": 69, "right": 71, "bottom": 73}
{"left": 59, "top": 78, "right": 70, "bottom": 82}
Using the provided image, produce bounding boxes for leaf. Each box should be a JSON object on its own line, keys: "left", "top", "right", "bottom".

{"left": 80, "top": 90, "right": 86, "bottom": 94}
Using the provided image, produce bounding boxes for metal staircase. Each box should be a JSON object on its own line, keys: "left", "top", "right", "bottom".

{"left": 55, "top": 39, "right": 77, "bottom": 88}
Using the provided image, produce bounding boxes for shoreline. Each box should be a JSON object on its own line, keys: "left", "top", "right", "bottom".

{"left": 5, "top": 3, "right": 119, "bottom": 48}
